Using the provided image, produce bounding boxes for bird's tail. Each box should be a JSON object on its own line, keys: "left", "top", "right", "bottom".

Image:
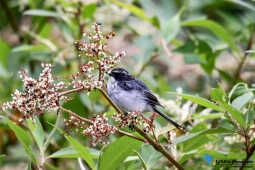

{"left": 153, "top": 108, "right": 185, "bottom": 131}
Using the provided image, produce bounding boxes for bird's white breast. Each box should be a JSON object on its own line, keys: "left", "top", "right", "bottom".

{"left": 107, "top": 77, "right": 149, "bottom": 112}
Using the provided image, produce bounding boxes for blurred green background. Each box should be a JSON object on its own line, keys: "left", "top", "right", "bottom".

{"left": 0, "top": 0, "right": 255, "bottom": 169}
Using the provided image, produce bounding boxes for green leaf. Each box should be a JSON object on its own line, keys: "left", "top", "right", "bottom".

{"left": 174, "top": 40, "right": 196, "bottom": 54}
{"left": 110, "top": 0, "right": 159, "bottom": 28}
{"left": 0, "top": 39, "right": 10, "bottom": 68}
{"left": 211, "top": 86, "right": 245, "bottom": 127}
{"left": 161, "top": 14, "right": 180, "bottom": 43}
{"left": 191, "top": 113, "right": 223, "bottom": 120}
{"left": 228, "top": 83, "right": 249, "bottom": 101}
{"left": 244, "top": 104, "right": 255, "bottom": 126}
{"left": 24, "top": 10, "right": 60, "bottom": 18}
{"left": 80, "top": 93, "right": 92, "bottom": 111}
{"left": 140, "top": 145, "right": 162, "bottom": 168}
{"left": 173, "top": 127, "right": 232, "bottom": 145}
{"left": 65, "top": 135, "right": 95, "bottom": 170}
{"left": 179, "top": 150, "right": 197, "bottom": 164}
{"left": 175, "top": 123, "right": 211, "bottom": 152}
{"left": 0, "top": 154, "right": 5, "bottom": 165}
{"left": 27, "top": 117, "right": 45, "bottom": 151}
{"left": 12, "top": 44, "right": 52, "bottom": 53}
{"left": 0, "top": 63, "right": 9, "bottom": 78}
{"left": 45, "top": 163, "right": 61, "bottom": 170}
{"left": 0, "top": 154, "right": 5, "bottom": 160}
{"left": 4, "top": 118, "right": 36, "bottom": 163}
{"left": 44, "top": 113, "right": 61, "bottom": 150}
{"left": 217, "top": 69, "right": 233, "bottom": 83}
{"left": 82, "top": 3, "right": 97, "bottom": 19}
{"left": 173, "top": 131, "right": 203, "bottom": 145}
{"left": 232, "top": 92, "right": 253, "bottom": 110}
{"left": 210, "top": 87, "right": 226, "bottom": 103}
{"left": 177, "top": 93, "right": 224, "bottom": 112}
{"left": 99, "top": 136, "right": 143, "bottom": 170}
{"left": 6, "top": 118, "right": 33, "bottom": 146}
{"left": 201, "top": 149, "right": 245, "bottom": 160}
{"left": 48, "top": 122, "right": 95, "bottom": 169}
{"left": 227, "top": 0, "right": 255, "bottom": 12}
{"left": 48, "top": 147, "right": 79, "bottom": 159}
{"left": 198, "top": 40, "right": 218, "bottom": 75}
{"left": 219, "top": 102, "right": 245, "bottom": 128}
{"left": 134, "top": 150, "right": 148, "bottom": 170}
{"left": 23, "top": 31, "right": 57, "bottom": 52}
{"left": 26, "top": 160, "right": 32, "bottom": 170}
{"left": 182, "top": 19, "right": 240, "bottom": 55}
{"left": 184, "top": 54, "right": 205, "bottom": 64}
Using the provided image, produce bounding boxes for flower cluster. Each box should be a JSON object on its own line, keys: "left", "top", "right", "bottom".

{"left": 2, "top": 63, "right": 69, "bottom": 119}
{"left": 72, "top": 23, "right": 125, "bottom": 91}
{"left": 65, "top": 114, "right": 117, "bottom": 146}
{"left": 113, "top": 111, "right": 151, "bottom": 133}
{"left": 82, "top": 114, "right": 117, "bottom": 146}
{"left": 224, "top": 125, "right": 255, "bottom": 144}
{"left": 224, "top": 134, "right": 245, "bottom": 144}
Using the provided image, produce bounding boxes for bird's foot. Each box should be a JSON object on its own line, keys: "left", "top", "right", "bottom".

{"left": 150, "top": 113, "right": 158, "bottom": 123}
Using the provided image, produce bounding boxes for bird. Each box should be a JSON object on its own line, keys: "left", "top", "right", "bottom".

{"left": 106, "top": 67, "right": 184, "bottom": 131}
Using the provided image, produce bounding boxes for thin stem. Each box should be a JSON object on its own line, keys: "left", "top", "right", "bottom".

{"left": 136, "top": 53, "right": 158, "bottom": 77}
{"left": 58, "top": 83, "right": 183, "bottom": 168}
{"left": 151, "top": 126, "right": 159, "bottom": 143}
{"left": 240, "top": 142, "right": 255, "bottom": 170}
{"left": 97, "top": 88, "right": 184, "bottom": 169}
{"left": 59, "top": 87, "right": 84, "bottom": 96}
{"left": 60, "top": 106, "right": 93, "bottom": 123}
{"left": 75, "top": 0, "right": 85, "bottom": 67}
{"left": 233, "top": 35, "right": 254, "bottom": 82}
{"left": 59, "top": 106, "right": 147, "bottom": 143}
{"left": 160, "top": 38, "right": 174, "bottom": 59}
{"left": 135, "top": 127, "right": 184, "bottom": 170}
{"left": 118, "top": 129, "right": 147, "bottom": 143}
{"left": 178, "top": 0, "right": 190, "bottom": 17}
{"left": 75, "top": 1, "right": 84, "bottom": 38}
{"left": 43, "top": 109, "right": 62, "bottom": 151}
{"left": 0, "top": 0, "right": 18, "bottom": 32}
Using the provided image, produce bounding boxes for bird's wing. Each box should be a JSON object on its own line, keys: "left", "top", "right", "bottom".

{"left": 118, "top": 78, "right": 149, "bottom": 91}
{"left": 118, "top": 78, "right": 163, "bottom": 107}
{"left": 117, "top": 80, "right": 135, "bottom": 90}
{"left": 143, "top": 90, "right": 163, "bottom": 107}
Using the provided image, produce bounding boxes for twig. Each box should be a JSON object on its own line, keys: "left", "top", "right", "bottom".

{"left": 59, "top": 106, "right": 93, "bottom": 123}
{"left": 233, "top": 35, "right": 254, "bottom": 82}
{"left": 59, "top": 106, "right": 147, "bottom": 143}
{"left": 59, "top": 87, "right": 84, "bottom": 96}
{"left": 97, "top": 87, "right": 184, "bottom": 169}
{"left": 240, "top": 143, "right": 255, "bottom": 170}
{"left": 43, "top": 109, "right": 62, "bottom": 150}
{"left": 76, "top": 1, "right": 85, "bottom": 38}
{"left": 75, "top": 0, "right": 85, "bottom": 67}
{"left": 136, "top": 53, "right": 158, "bottom": 77}
{"left": 135, "top": 127, "right": 184, "bottom": 170}
{"left": 58, "top": 80, "right": 183, "bottom": 168}
{"left": 0, "top": 0, "right": 18, "bottom": 32}
{"left": 118, "top": 129, "right": 147, "bottom": 143}
{"left": 160, "top": 38, "right": 174, "bottom": 59}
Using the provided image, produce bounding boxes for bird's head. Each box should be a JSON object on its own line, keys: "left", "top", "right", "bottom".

{"left": 107, "top": 68, "right": 132, "bottom": 80}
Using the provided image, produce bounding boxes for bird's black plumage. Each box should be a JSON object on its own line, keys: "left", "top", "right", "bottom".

{"left": 107, "top": 67, "right": 184, "bottom": 131}
{"left": 110, "top": 68, "right": 161, "bottom": 106}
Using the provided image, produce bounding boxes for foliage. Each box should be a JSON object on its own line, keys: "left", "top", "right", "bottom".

{"left": 0, "top": 0, "right": 255, "bottom": 170}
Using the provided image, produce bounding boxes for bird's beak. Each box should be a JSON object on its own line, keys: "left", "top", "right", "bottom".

{"left": 106, "top": 71, "right": 112, "bottom": 76}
